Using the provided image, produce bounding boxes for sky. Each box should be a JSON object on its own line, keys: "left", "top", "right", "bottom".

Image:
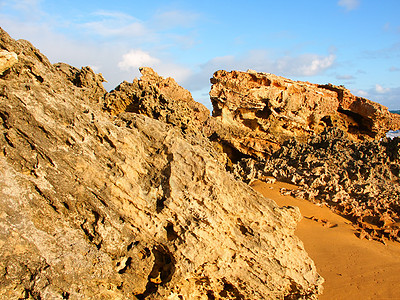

{"left": 1, "top": 0, "right": 399, "bottom": 110}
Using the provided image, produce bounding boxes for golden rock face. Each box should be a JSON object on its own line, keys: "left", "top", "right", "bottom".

{"left": 209, "top": 69, "right": 400, "bottom": 158}
{"left": 0, "top": 27, "right": 323, "bottom": 299}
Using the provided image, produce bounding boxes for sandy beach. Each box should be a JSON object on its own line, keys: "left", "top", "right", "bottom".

{"left": 251, "top": 180, "right": 400, "bottom": 300}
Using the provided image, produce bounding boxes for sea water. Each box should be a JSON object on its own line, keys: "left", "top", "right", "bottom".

{"left": 387, "top": 111, "right": 400, "bottom": 138}
{"left": 387, "top": 130, "right": 400, "bottom": 139}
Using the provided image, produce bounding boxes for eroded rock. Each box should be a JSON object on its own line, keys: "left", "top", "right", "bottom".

{"left": 103, "top": 67, "right": 232, "bottom": 167}
{"left": 0, "top": 27, "right": 323, "bottom": 299}
{"left": 104, "top": 67, "right": 210, "bottom": 133}
{"left": 234, "top": 128, "right": 400, "bottom": 244}
{"left": 55, "top": 62, "right": 107, "bottom": 104}
{"left": 209, "top": 69, "right": 400, "bottom": 159}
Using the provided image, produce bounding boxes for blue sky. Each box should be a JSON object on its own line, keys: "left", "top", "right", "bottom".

{"left": 1, "top": 0, "right": 399, "bottom": 110}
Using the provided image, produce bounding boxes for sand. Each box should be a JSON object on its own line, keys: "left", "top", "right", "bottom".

{"left": 251, "top": 179, "right": 400, "bottom": 300}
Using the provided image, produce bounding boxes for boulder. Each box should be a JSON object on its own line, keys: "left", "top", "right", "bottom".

{"left": 103, "top": 67, "right": 230, "bottom": 166}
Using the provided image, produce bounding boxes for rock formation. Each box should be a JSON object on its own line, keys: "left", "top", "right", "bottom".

{"left": 0, "top": 27, "right": 323, "bottom": 299}
{"left": 104, "top": 67, "right": 210, "bottom": 133}
{"left": 103, "top": 67, "right": 231, "bottom": 167}
{"left": 233, "top": 128, "right": 400, "bottom": 244}
{"left": 209, "top": 70, "right": 400, "bottom": 159}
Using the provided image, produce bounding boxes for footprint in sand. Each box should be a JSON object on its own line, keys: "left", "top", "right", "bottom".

{"left": 304, "top": 215, "right": 338, "bottom": 228}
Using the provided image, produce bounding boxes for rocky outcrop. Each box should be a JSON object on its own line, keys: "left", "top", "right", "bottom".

{"left": 209, "top": 70, "right": 400, "bottom": 159}
{"left": 234, "top": 128, "right": 400, "bottom": 244}
{"left": 0, "top": 27, "right": 323, "bottom": 299}
{"left": 104, "top": 67, "right": 210, "bottom": 133}
{"left": 55, "top": 62, "right": 107, "bottom": 104}
{"left": 103, "top": 67, "right": 230, "bottom": 167}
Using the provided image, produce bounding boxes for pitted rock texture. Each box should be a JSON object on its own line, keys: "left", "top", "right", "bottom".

{"left": 209, "top": 69, "right": 400, "bottom": 159}
{"left": 54, "top": 62, "right": 107, "bottom": 104}
{"left": 0, "top": 50, "right": 18, "bottom": 75}
{"left": 0, "top": 27, "right": 323, "bottom": 299}
{"left": 104, "top": 67, "right": 210, "bottom": 133}
{"left": 234, "top": 128, "right": 400, "bottom": 244}
{"left": 103, "top": 67, "right": 230, "bottom": 167}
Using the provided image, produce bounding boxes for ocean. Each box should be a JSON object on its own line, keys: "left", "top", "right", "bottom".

{"left": 387, "top": 130, "right": 400, "bottom": 138}
{"left": 387, "top": 110, "right": 400, "bottom": 138}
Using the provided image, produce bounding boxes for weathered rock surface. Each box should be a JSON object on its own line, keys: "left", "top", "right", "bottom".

{"left": 209, "top": 70, "right": 400, "bottom": 159}
{"left": 105, "top": 67, "right": 210, "bottom": 133}
{"left": 103, "top": 67, "right": 230, "bottom": 167}
{"left": 234, "top": 128, "right": 400, "bottom": 244}
{"left": 55, "top": 62, "right": 107, "bottom": 104}
{"left": 0, "top": 50, "right": 18, "bottom": 75}
{"left": 0, "top": 27, "right": 323, "bottom": 299}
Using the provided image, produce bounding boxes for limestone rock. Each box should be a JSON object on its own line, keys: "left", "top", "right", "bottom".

{"left": 0, "top": 27, "right": 323, "bottom": 299}
{"left": 209, "top": 70, "right": 400, "bottom": 158}
{"left": 55, "top": 62, "right": 107, "bottom": 104}
{"left": 103, "top": 67, "right": 230, "bottom": 167}
{"left": 234, "top": 128, "right": 400, "bottom": 244}
{"left": 104, "top": 67, "right": 210, "bottom": 133}
{"left": 0, "top": 50, "right": 18, "bottom": 75}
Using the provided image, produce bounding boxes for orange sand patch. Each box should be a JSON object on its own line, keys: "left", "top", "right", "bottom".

{"left": 251, "top": 179, "right": 400, "bottom": 300}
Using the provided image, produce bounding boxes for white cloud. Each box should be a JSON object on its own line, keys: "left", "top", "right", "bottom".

{"left": 354, "top": 89, "right": 369, "bottom": 97}
{"left": 2, "top": 0, "right": 44, "bottom": 21}
{"left": 117, "top": 49, "right": 193, "bottom": 85}
{"left": 202, "top": 55, "right": 236, "bottom": 69}
{"left": 198, "top": 51, "right": 336, "bottom": 78}
{"left": 375, "top": 84, "right": 391, "bottom": 94}
{"left": 167, "top": 34, "right": 198, "bottom": 50}
{"left": 84, "top": 21, "right": 147, "bottom": 38}
{"left": 156, "top": 64, "right": 193, "bottom": 84}
{"left": 118, "top": 50, "right": 160, "bottom": 71}
{"left": 276, "top": 54, "right": 336, "bottom": 76}
{"left": 92, "top": 10, "right": 134, "bottom": 20}
{"left": 372, "top": 86, "right": 400, "bottom": 109}
{"left": 181, "top": 51, "right": 336, "bottom": 94}
{"left": 80, "top": 11, "right": 149, "bottom": 38}
{"left": 1, "top": 6, "right": 197, "bottom": 91}
{"left": 338, "top": 0, "right": 360, "bottom": 11}
{"left": 363, "top": 42, "right": 400, "bottom": 59}
{"left": 9, "top": 0, "right": 42, "bottom": 12}
{"left": 351, "top": 85, "right": 400, "bottom": 110}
